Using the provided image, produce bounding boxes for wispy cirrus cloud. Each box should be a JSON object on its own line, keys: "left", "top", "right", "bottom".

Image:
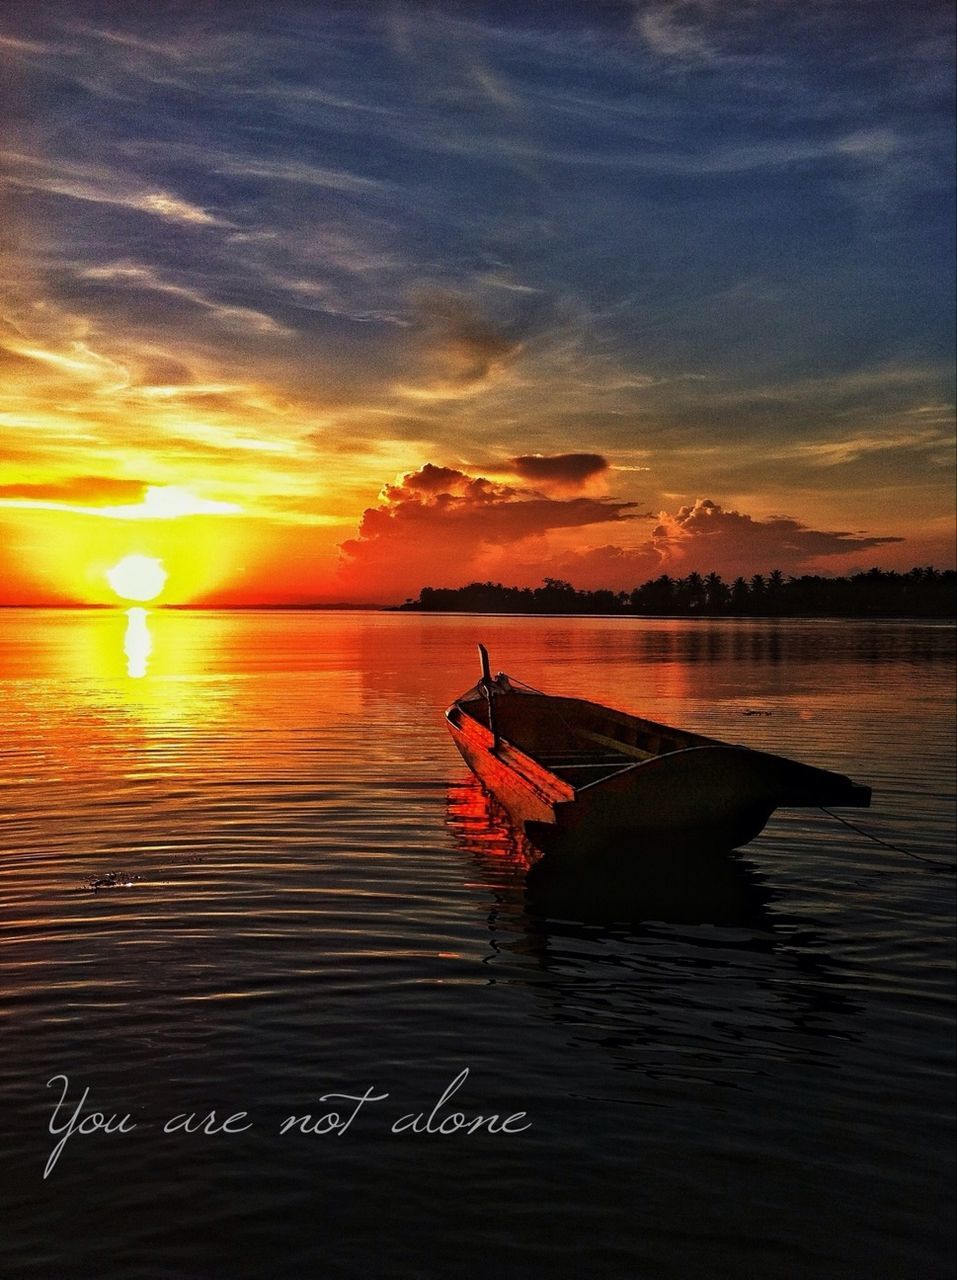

{"left": 0, "top": 483, "right": 241, "bottom": 520}
{"left": 211, "top": 156, "right": 391, "bottom": 199}
{"left": 79, "top": 263, "right": 291, "bottom": 336}
{"left": 0, "top": 152, "right": 229, "bottom": 226}
{"left": 783, "top": 426, "right": 954, "bottom": 468}
{"left": 0, "top": 475, "right": 145, "bottom": 504}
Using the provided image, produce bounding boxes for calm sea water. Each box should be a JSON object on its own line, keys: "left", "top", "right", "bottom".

{"left": 1, "top": 610, "right": 954, "bottom": 1280}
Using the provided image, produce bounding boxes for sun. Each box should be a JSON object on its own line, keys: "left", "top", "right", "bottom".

{"left": 106, "top": 555, "right": 168, "bottom": 602}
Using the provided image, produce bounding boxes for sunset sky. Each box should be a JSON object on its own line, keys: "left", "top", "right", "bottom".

{"left": 1, "top": 0, "right": 954, "bottom": 605}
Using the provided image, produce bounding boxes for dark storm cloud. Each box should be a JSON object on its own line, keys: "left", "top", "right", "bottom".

{"left": 510, "top": 453, "right": 609, "bottom": 488}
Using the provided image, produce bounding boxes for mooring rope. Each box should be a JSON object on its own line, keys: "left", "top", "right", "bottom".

{"left": 819, "top": 807, "right": 956, "bottom": 872}
{"left": 504, "top": 674, "right": 547, "bottom": 697}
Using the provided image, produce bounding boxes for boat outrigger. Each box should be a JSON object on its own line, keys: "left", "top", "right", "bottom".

{"left": 446, "top": 645, "right": 872, "bottom": 859}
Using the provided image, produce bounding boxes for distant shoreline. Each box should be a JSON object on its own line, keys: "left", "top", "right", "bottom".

{"left": 396, "top": 570, "right": 956, "bottom": 621}
{"left": 2, "top": 565, "right": 955, "bottom": 619}
{"left": 0, "top": 605, "right": 953, "bottom": 622}
{"left": 388, "top": 609, "right": 956, "bottom": 622}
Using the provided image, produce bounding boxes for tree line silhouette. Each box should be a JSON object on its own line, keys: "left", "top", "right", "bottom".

{"left": 400, "top": 567, "right": 956, "bottom": 618}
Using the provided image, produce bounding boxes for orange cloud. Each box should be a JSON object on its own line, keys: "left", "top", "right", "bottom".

{"left": 654, "top": 498, "right": 904, "bottom": 575}
{"left": 337, "top": 462, "right": 640, "bottom": 597}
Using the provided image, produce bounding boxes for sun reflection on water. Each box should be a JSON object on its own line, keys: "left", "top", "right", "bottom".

{"left": 123, "top": 608, "right": 152, "bottom": 678}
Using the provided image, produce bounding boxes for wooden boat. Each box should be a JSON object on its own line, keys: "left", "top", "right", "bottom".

{"left": 446, "top": 645, "right": 872, "bottom": 859}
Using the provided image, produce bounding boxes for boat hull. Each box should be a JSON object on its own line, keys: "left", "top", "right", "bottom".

{"left": 449, "top": 720, "right": 564, "bottom": 835}
{"left": 449, "top": 717, "right": 772, "bottom": 857}
{"left": 446, "top": 681, "right": 871, "bottom": 860}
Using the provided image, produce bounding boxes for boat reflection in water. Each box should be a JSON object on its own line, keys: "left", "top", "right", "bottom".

{"left": 447, "top": 772, "right": 771, "bottom": 930}
{"left": 446, "top": 773, "right": 859, "bottom": 1075}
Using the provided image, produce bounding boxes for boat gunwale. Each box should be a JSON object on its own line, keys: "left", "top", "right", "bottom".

{"left": 448, "top": 689, "right": 724, "bottom": 795}
{"left": 454, "top": 683, "right": 725, "bottom": 749}
{"left": 449, "top": 676, "right": 869, "bottom": 803}
{"left": 446, "top": 703, "right": 576, "bottom": 803}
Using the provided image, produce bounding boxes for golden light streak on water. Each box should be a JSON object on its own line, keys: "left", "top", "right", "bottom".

{"left": 123, "top": 608, "right": 151, "bottom": 679}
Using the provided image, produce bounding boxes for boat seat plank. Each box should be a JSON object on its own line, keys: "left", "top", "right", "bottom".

{"left": 535, "top": 760, "right": 629, "bottom": 770}
{"left": 534, "top": 752, "right": 632, "bottom": 762}
{"left": 577, "top": 730, "right": 658, "bottom": 760}
{"left": 536, "top": 753, "right": 627, "bottom": 765}
{"left": 552, "top": 763, "right": 637, "bottom": 785}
